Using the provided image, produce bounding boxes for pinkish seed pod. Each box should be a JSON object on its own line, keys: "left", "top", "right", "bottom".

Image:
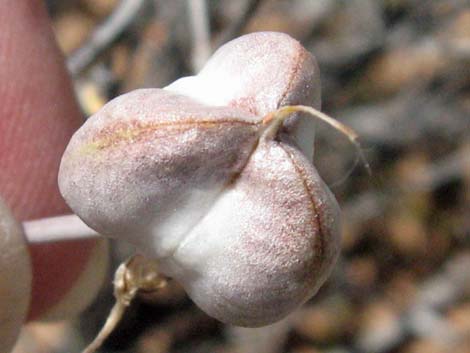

{"left": 59, "top": 32, "right": 341, "bottom": 327}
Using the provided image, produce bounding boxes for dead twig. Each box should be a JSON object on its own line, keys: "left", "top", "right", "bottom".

{"left": 67, "top": 0, "right": 147, "bottom": 76}
{"left": 354, "top": 254, "right": 470, "bottom": 353}
{"left": 187, "top": 0, "right": 212, "bottom": 72}
{"left": 214, "top": 0, "right": 264, "bottom": 48}
{"left": 404, "top": 146, "right": 470, "bottom": 192}
{"left": 340, "top": 92, "right": 469, "bottom": 147}
{"left": 342, "top": 145, "right": 470, "bottom": 228}
{"left": 228, "top": 316, "right": 293, "bottom": 353}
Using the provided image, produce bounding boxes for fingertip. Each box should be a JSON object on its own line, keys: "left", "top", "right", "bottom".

{"left": 27, "top": 239, "right": 109, "bottom": 321}
{"left": 0, "top": 0, "right": 106, "bottom": 324}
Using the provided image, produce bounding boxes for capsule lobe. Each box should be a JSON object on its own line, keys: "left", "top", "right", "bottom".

{"left": 59, "top": 89, "right": 261, "bottom": 257}
{"left": 166, "top": 136, "right": 340, "bottom": 327}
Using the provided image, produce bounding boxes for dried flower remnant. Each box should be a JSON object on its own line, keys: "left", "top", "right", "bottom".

{"left": 82, "top": 255, "right": 167, "bottom": 353}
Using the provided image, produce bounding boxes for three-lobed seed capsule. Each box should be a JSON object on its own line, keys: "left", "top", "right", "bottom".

{"left": 59, "top": 32, "right": 341, "bottom": 327}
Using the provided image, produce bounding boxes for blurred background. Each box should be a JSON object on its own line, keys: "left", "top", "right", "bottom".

{"left": 13, "top": 0, "right": 470, "bottom": 352}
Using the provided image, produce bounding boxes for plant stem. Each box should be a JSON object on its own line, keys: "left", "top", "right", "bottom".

{"left": 81, "top": 299, "right": 128, "bottom": 353}
{"left": 23, "top": 214, "right": 100, "bottom": 243}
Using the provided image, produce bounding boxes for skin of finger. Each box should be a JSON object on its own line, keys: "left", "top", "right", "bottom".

{"left": 0, "top": 0, "right": 97, "bottom": 320}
